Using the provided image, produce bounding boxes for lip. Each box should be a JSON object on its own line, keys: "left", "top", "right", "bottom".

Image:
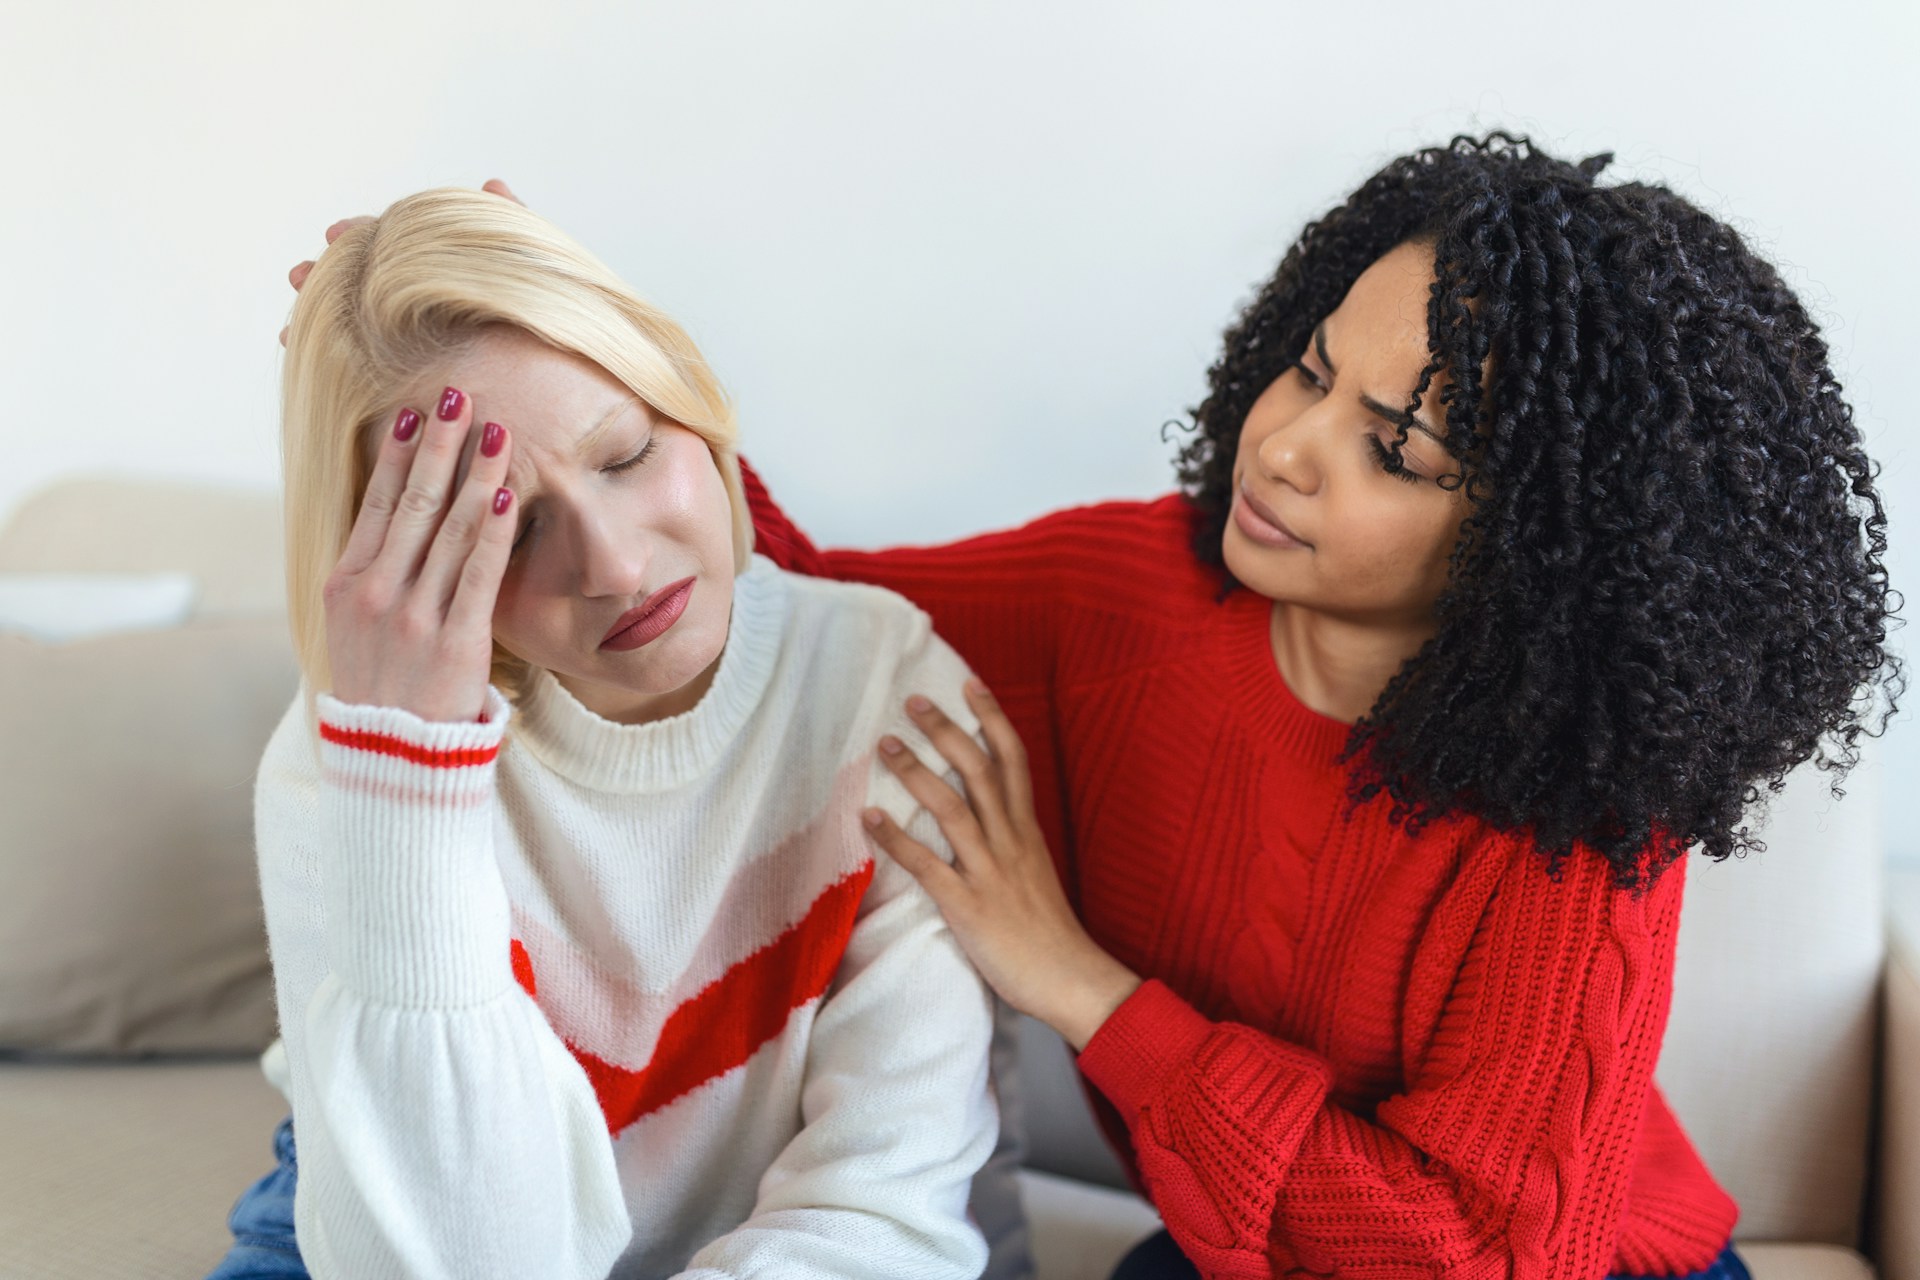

{"left": 1233, "top": 480, "right": 1312, "bottom": 550}
{"left": 600, "top": 577, "right": 696, "bottom": 651}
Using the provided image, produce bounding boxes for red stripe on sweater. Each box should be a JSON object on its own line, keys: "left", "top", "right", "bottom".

{"left": 318, "top": 722, "right": 500, "bottom": 769}
{"left": 509, "top": 939, "right": 537, "bottom": 998}
{"left": 510, "top": 860, "right": 876, "bottom": 1136}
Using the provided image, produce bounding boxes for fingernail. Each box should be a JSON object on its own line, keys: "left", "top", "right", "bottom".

{"left": 438, "top": 386, "right": 465, "bottom": 420}
{"left": 966, "top": 677, "right": 989, "bottom": 696}
{"left": 879, "top": 735, "right": 903, "bottom": 755}
{"left": 863, "top": 809, "right": 885, "bottom": 828}
{"left": 393, "top": 408, "right": 421, "bottom": 442}
{"left": 492, "top": 487, "right": 513, "bottom": 515}
{"left": 907, "top": 695, "right": 932, "bottom": 713}
{"left": 481, "top": 421, "right": 505, "bottom": 457}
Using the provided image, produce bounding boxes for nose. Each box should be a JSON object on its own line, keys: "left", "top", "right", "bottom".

{"left": 1252, "top": 395, "right": 1328, "bottom": 497}
{"left": 567, "top": 506, "right": 650, "bottom": 600}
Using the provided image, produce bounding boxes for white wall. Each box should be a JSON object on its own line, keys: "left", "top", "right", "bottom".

{"left": 4, "top": 0, "right": 1915, "bottom": 855}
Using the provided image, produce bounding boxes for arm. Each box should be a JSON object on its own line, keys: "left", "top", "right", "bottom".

{"left": 256, "top": 692, "right": 628, "bottom": 1280}
{"left": 740, "top": 458, "right": 1079, "bottom": 873}
{"left": 675, "top": 630, "right": 1000, "bottom": 1280}
{"left": 868, "top": 679, "right": 1716, "bottom": 1279}
{"left": 739, "top": 457, "right": 1064, "bottom": 700}
{"left": 1074, "top": 844, "right": 1706, "bottom": 1280}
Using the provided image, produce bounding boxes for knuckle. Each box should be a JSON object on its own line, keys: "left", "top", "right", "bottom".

{"left": 359, "top": 485, "right": 397, "bottom": 519}
{"left": 321, "top": 570, "right": 355, "bottom": 607}
{"left": 460, "top": 556, "right": 501, "bottom": 596}
{"left": 392, "top": 603, "right": 437, "bottom": 642}
{"left": 929, "top": 791, "right": 971, "bottom": 822}
{"left": 438, "top": 512, "right": 476, "bottom": 546}
{"left": 396, "top": 484, "right": 443, "bottom": 520}
{"left": 954, "top": 752, "right": 992, "bottom": 783}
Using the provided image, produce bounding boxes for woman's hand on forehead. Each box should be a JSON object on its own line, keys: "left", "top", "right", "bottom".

{"left": 322, "top": 384, "right": 518, "bottom": 725}
{"left": 279, "top": 180, "right": 524, "bottom": 347}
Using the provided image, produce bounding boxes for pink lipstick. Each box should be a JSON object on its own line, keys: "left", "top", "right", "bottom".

{"left": 600, "top": 577, "right": 695, "bottom": 651}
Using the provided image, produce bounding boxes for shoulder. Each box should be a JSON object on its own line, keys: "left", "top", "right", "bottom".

{"left": 772, "top": 561, "right": 968, "bottom": 693}
{"left": 1030, "top": 495, "right": 1223, "bottom": 612}
{"left": 1458, "top": 819, "right": 1692, "bottom": 947}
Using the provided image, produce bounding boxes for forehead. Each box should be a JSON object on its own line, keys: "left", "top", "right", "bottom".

{"left": 417, "top": 329, "right": 641, "bottom": 455}
{"left": 1328, "top": 242, "right": 1435, "bottom": 357}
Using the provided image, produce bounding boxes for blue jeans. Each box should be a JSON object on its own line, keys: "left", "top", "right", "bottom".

{"left": 206, "top": 1116, "right": 308, "bottom": 1279}
{"left": 1108, "top": 1230, "right": 1753, "bottom": 1280}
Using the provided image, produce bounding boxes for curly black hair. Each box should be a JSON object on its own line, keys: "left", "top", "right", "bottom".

{"left": 1176, "top": 133, "right": 1901, "bottom": 886}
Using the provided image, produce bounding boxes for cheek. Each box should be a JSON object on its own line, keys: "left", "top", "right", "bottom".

{"left": 1333, "top": 500, "right": 1462, "bottom": 593}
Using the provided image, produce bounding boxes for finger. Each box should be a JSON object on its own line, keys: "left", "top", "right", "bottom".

{"left": 419, "top": 420, "right": 513, "bottom": 610}
{"left": 862, "top": 808, "right": 964, "bottom": 898}
{"left": 964, "top": 678, "right": 1034, "bottom": 814}
{"left": 906, "top": 695, "right": 1013, "bottom": 846}
{"left": 447, "top": 483, "right": 517, "bottom": 637}
{"left": 325, "top": 215, "right": 372, "bottom": 246}
{"left": 878, "top": 735, "right": 991, "bottom": 862}
{"left": 290, "top": 260, "right": 313, "bottom": 291}
{"left": 481, "top": 179, "right": 525, "bottom": 206}
{"left": 371, "top": 386, "right": 474, "bottom": 584}
{"left": 334, "top": 405, "right": 427, "bottom": 577}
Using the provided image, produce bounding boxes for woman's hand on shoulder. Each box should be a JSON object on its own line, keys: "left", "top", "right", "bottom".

{"left": 863, "top": 681, "right": 1141, "bottom": 1051}
{"left": 279, "top": 180, "right": 523, "bottom": 346}
{"left": 322, "top": 389, "right": 516, "bottom": 724}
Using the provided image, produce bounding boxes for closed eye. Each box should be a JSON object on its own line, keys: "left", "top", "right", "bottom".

{"left": 1366, "top": 435, "right": 1422, "bottom": 485}
{"left": 512, "top": 439, "right": 660, "bottom": 554}
{"left": 1292, "top": 359, "right": 1327, "bottom": 393}
{"left": 605, "top": 438, "right": 658, "bottom": 474}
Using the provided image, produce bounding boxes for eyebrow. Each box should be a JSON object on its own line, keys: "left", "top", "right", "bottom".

{"left": 1314, "top": 322, "right": 1444, "bottom": 442}
{"left": 504, "top": 397, "right": 648, "bottom": 495}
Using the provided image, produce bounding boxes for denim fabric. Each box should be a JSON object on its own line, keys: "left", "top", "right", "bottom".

{"left": 205, "top": 1116, "right": 309, "bottom": 1280}
{"left": 1107, "top": 1230, "right": 1753, "bottom": 1280}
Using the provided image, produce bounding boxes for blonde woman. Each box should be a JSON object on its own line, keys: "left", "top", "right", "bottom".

{"left": 209, "top": 188, "right": 1022, "bottom": 1280}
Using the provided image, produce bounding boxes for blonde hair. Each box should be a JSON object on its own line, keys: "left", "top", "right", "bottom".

{"left": 281, "top": 188, "right": 752, "bottom": 709}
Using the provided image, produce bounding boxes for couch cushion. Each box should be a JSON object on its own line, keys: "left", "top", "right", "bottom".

{"left": 1739, "top": 1244, "right": 1877, "bottom": 1280}
{"left": 1658, "top": 753, "right": 1885, "bottom": 1245}
{"left": 0, "top": 618, "right": 297, "bottom": 1053}
{"left": 0, "top": 477, "right": 284, "bottom": 619}
{"left": 1017, "top": 1169, "right": 1161, "bottom": 1280}
{"left": 0, "top": 1057, "right": 289, "bottom": 1279}
{"left": 1013, "top": 1175, "right": 1876, "bottom": 1280}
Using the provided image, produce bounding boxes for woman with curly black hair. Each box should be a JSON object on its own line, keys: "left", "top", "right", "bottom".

{"left": 266, "top": 135, "right": 1897, "bottom": 1278}
{"left": 744, "top": 133, "right": 1898, "bottom": 1279}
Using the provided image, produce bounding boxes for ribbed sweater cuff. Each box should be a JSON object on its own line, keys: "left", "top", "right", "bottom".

{"left": 315, "top": 688, "right": 514, "bottom": 1009}
{"left": 1080, "top": 981, "right": 1337, "bottom": 1133}
{"left": 1077, "top": 979, "right": 1220, "bottom": 1116}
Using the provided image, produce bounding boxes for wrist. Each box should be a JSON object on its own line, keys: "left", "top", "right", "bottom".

{"left": 1045, "top": 947, "right": 1142, "bottom": 1052}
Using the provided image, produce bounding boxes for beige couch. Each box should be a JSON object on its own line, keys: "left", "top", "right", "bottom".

{"left": 0, "top": 476, "right": 1913, "bottom": 1280}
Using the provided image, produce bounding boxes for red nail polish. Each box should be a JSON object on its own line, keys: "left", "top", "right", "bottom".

{"left": 438, "top": 386, "right": 465, "bottom": 420}
{"left": 393, "top": 408, "right": 420, "bottom": 442}
{"left": 481, "top": 421, "right": 505, "bottom": 457}
{"left": 492, "top": 487, "right": 513, "bottom": 515}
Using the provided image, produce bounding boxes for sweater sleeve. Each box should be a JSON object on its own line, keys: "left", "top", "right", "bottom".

{"left": 253, "top": 691, "right": 630, "bottom": 1280}
{"left": 1075, "top": 840, "right": 1701, "bottom": 1280}
{"left": 674, "top": 627, "right": 1000, "bottom": 1280}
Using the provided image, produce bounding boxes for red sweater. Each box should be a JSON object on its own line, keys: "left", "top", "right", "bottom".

{"left": 745, "top": 473, "right": 1739, "bottom": 1279}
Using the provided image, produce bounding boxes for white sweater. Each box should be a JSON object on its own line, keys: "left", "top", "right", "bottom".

{"left": 254, "top": 557, "right": 1023, "bottom": 1279}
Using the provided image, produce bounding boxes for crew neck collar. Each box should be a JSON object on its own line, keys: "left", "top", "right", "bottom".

{"left": 509, "top": 556, "right": 787, "bottom": 794}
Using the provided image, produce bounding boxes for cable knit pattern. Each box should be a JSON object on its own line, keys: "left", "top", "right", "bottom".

{"left": 741, "top": 469, "right": 1739, "bottom": 1280}
{"left": 254, "top": 557, "right": 1013, "bottom": 1280}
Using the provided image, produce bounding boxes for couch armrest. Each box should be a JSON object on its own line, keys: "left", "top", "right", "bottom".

{"left": 1881, "top": 869, "right": 1920, "bottom": 1280}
